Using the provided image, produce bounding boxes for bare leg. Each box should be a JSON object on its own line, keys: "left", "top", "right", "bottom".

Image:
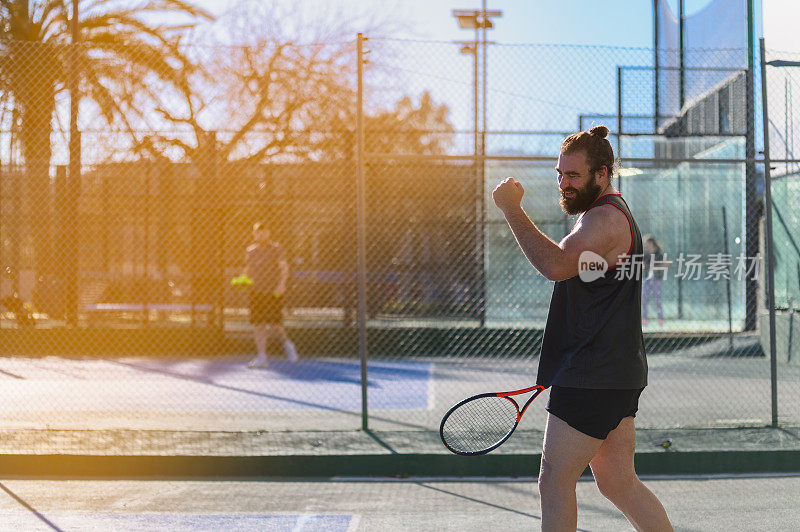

{"left": 590, "top": 417, "right": 673, "bottom": 531}
{"left": 271, "top": 324, "right": 297, "bottom": 361}
{"left": 269, "top": 324, "right": 289, "bottom": 344}
{"left": 539, "top": 413, "right": 604, "bottom": 531}
{"left": 253, "top": 324, "right": 269, "bottom": 356}
{"left": 654, "top": 280, "right": 664, "bottom": 321}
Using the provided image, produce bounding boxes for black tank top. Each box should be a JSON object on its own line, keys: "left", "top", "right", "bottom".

{"left": 537, "top": 194, "right": 647, "bottom": 390}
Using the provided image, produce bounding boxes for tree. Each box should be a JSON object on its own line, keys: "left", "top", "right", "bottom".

{"left": 365, "top": 90, "right": 454, "bottom": 156}
{"left": 0, "top": 0, "right": 213, "bottom": 284}
{"left": 126, "top": 1, "right": 454, "bottom": 324}
{"left": 137, "top": 0, "right": 363, "bottom": 165}
{"left": 135, "top": 0, "right": 454, "bottom": 166}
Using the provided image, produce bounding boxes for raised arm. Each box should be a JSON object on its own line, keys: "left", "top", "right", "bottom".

{"left": 492, "top": 177, "right": 627, "bottom": 281}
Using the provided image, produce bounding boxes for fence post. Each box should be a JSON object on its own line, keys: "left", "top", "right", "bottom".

{"left": 652, "top": 0, "right": 660, "bottom": 134}
{"left": 357, "top": 33, "right": 369, "bottom": 431}
{"left": 678, "top": 0, "right": 685, "bottom": 111}
{"left": 745, "top": 0, "right": 758, "bottom": 331}
{"left": 210, "top": 130, "right": 224, "bottom": 331}
{"left": 759, "top": 38, "right": 779, "bottom": 427}
{"left": 66, "top": 0, "right": 81, "bottom": 326}
{"left": 722, "top": 206, "right": 733, "bottom": 356}
{"left": 616, "top": 66, "right": 623, "bottom": 194}
{"left": 143, "top": 164, "right": 150, "bottom": 326}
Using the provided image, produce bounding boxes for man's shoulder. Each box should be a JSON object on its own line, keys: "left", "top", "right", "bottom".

{"left": 574, "top": 203, "right": 632, "bottom": 257}
{"left": 583, "top": 201, "right": 630, "bottom": 230}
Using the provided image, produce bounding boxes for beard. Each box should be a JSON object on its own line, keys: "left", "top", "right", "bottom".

{"left": 559, "top": 178, "right": 603, "bottom": 215}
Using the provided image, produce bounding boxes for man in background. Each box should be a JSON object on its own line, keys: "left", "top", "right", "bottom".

{"left": 245, "top": 222, "right": 298, "bottom": 368}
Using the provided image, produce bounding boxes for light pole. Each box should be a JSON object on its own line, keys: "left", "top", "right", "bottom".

{"left": 456, "top": 41, "right": 479, "bottom": 179}
{"left": 453, "top": 6, "right": 501, "bottom": 152}
{"left": 453, "top": 6, "right": 501, "bottom": 327}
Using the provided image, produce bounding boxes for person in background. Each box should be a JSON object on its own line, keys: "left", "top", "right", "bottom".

{"left": 245, "top": 222, "right": 297, "bottom": 368}
{"left": 642, "top": 234, "right": 666, "bottom": 326}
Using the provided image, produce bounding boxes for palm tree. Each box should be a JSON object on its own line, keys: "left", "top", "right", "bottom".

{"left": 0, "top": 0, "right": 212, "bottom": 288}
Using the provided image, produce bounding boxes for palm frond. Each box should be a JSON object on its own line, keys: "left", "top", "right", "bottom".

{"left": 137, "top": 0, "right": 213, "bottom": 21}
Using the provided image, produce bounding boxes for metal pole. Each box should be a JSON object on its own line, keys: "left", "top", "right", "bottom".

{"left": 722, "top": 206, "right": 733, "bottom": 356}
{"left": 653, "top": 0, "right": 660, "bottom": 133}
{"left": 617, "top": 67, "right": 623, "bottom": 194}
{"left": 356, "top": 33, "right": 369, "bottom": 431}
{"left": 479, "top": 1, "right": 487, "bottom": 327}
{"left": 211, "top": 131, "right": 224, "bottom": 331}
{"left": 472, "top": 34, "right": 482, "bottom": 324}
{"left": 481, "top": 0, "right": 487, "bottom": 139}
{"left": 473, "top": 38, "right": 479, "bottom": 167}
{"left": 8, "top": 122, "right": 20, "bottom": 295}
{"left": 791, "top": 79, "right": 796, "bottom": 175}
{"left": 0, "top": 162, "right": 3, "bottom": 331}
{"left": 143, "top": 165, "right": 150, "bottom": 326}
{"left": 66, "top": 0, "right": 81, "bottom": 326}
{"left": 745, "top": 0, "right": 758, "bottom": 331}
{"left": 786, "top": 78, "right": 789, "bottom": 169}
{"left": 677, "top": 169, "right": 684, "bottom": 318}
{"left": 678, "top": 0, "right": 685, "bottom": 113}
{"left": 0, "top": 161, "right": 3, "bottom": 332}
{"left": 759, "top": 38, "right": 779, "bottom": 428}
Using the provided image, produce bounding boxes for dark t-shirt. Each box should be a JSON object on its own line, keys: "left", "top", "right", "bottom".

{"left": 537, "top": 194, "right": 648, "bottom": 390}
{"left": 246, "top": 242, "right": 286, "bottom": 294}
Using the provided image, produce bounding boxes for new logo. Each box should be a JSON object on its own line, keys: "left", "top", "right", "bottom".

{"left": 578, "top": 250, "right": 608, "bottom": 282}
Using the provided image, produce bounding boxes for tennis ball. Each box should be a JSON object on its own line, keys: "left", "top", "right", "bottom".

{"left": 231, "top": 274, "right": 254, "bottom": 289}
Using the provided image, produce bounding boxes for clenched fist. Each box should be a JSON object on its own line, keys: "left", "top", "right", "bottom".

{"left": 492, "top": 177, "right": 524, "bottom": 213}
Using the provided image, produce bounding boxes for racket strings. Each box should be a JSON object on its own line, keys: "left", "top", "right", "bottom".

{"left": 441, "top": 396, "right": 519, "bottom": 454}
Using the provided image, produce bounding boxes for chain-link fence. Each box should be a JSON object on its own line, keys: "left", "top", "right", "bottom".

{"left": 761, "top": 46, "right": 800, "bottom": 428}
{"left": 361, "top": 37, "right": 788, "bottom": 432}
{"left": 0, "top": 33, "right": 798, "bottom": 446}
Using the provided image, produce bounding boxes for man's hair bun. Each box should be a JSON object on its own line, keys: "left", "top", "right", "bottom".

{"left": 561, "top": 124, "right": 616, "bottom": 177}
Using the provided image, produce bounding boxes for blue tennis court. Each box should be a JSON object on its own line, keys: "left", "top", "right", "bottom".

{"left": 0, "top": 357, "right": 434, "bottom": 417}
{"left": 120, "top": 358, "right": 434, "bottom": 411}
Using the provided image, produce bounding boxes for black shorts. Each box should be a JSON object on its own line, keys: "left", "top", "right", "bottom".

{"left": 546, "top": 386, "right": 644, "bottom": 440}
{"left": 249, "top": 292, "right": 284, "bottom": 324}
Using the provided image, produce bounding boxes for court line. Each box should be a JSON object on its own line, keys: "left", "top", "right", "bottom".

{"left": 0, "top": 482, "right": 64, "bottom": 531}
{"left": 0, "top": 368, "right": 24, "bottom": 380}
{"left": 332, "top": 472, "right": 800, "bottom": 482}
{"left": 328, "top": 472, "right": 800, "bottom": 484}
{"left": 346, "top": 514, "right": 361, "bottom": 532}
{"left": 414, "top": 482, "right": 551, "bottom": 527}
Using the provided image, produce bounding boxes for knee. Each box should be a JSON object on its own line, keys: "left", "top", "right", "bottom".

{"left": 538, "top": 460, "right": 575, "bottom": 499}
{"left": 593, "top": 467, "right": 637, "bottom": 502}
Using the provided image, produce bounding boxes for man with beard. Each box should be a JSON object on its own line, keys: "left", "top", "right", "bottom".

{"left": 492, "top": 126, "right": 672, "bottom": 531}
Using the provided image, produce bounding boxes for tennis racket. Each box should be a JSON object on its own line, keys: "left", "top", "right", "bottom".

{"left": 439, "top": 385, "right": 545, "bottom": 456}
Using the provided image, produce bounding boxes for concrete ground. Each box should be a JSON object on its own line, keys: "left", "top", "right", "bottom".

{"left": 0, "top": 474, "right": 798, "bottom": 531}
